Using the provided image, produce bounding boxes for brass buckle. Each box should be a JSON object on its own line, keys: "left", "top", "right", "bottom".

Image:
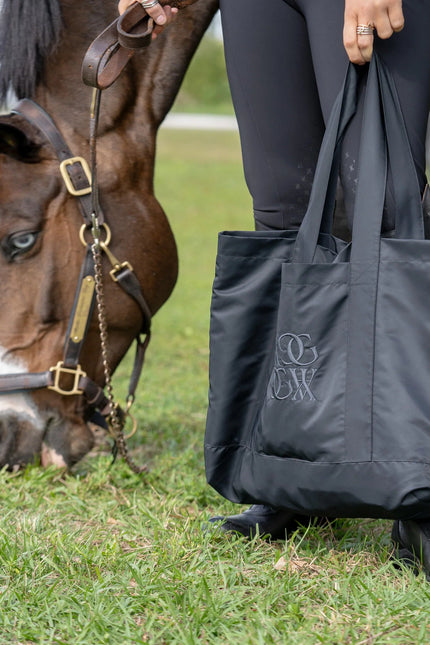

{"left": 48, "top": 361, "right": 86, "bottom": 396}
{"left": 59, "top": 157, "right": 92, "bottom": 196}
{"left": 109, "top": 261, "right": 133, "bottom": 282}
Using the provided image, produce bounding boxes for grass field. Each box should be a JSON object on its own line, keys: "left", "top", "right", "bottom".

{"left": 2, "top": 129, "right": 430, "bottom": 644}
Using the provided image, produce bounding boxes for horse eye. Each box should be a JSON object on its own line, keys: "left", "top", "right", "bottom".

{"left": 3, "top": 231, "right": 39, "bottom": 260}
{"left": 11, "top": 232, "right": 38, "bottom": 250}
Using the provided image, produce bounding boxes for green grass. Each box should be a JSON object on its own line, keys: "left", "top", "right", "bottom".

{"left": 1, "top": 130, "right": 430, "bottom": 644}
{"left": 172, "top": 37, "right": 233, "bottom": 115}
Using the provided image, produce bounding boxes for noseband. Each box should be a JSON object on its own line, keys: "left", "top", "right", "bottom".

{"left": 0, "top": 5, "right": 158, "bottom": 466}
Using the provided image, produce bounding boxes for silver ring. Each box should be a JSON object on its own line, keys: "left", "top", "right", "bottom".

{"left": 139, "top": 0, "right": 160, "bottom": 8}
{"left": 356, "top": 24, "right": 375, "bottom": 36}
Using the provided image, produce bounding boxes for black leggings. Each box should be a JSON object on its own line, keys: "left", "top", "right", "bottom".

{"left": 219, "top": 0, "right": 430, "bottom": 232}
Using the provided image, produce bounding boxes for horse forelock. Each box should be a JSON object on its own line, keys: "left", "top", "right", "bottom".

{"left": 0, "top": 0, "right": 63, "bottom": 104}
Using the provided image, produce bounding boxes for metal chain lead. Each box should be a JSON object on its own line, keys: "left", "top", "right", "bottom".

{"left": 89, "top": 89, "right": 146, "bottom": 475}
{"left": 91, "top": 239, "right": 147, "bottom": 474}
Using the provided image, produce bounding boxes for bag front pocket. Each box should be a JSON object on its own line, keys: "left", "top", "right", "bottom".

{"left": 372, "top": 245, "right": 430, "bottom": 463}
{"left": 255, "top": 262, "right": 350, "bottom": 462}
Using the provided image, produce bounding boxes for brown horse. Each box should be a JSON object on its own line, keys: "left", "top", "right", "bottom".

{"left": 0, "top": 0, "right": 218, "bottom": 469}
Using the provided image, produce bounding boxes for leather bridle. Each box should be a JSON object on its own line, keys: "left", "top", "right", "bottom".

{"left": 0, "top": 5, "right": 157, "bottom": 449}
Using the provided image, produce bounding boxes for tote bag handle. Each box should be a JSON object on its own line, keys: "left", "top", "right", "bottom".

{"left": 299, "top": 64, "right": 360, "bottom": 240}
{"left": 350, "top": 53, "right": 424, "bottom": 262}
{"left": 318, "top": 67, "right": 363, "bottom": 234}
{"left": 294, "top": 53, "right": 424, "bottom": 264}
{"left": 376, "top": 56, "right": 424, "bottom": 240}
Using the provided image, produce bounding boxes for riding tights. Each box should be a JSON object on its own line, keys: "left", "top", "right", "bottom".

{"left": 219, "top": 0, "right": 430, "bottom": 232}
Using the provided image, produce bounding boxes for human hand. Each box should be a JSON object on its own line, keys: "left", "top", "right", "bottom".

{"left": 118, "top": 1, "right": 178, "bottom": 38}
{"left": 344, "top": 0, "right": 404, "bottom": 64}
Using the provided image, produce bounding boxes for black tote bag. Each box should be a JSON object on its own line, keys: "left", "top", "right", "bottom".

{"left": 205, "top": 54, "right": 430, "bottom": 520}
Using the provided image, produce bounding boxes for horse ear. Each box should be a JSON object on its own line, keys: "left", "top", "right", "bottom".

{"left": 0, "top": 117, "right": 42, "bottom": 162}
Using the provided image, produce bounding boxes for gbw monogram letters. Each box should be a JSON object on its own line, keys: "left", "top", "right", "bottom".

{"left": 269, "top": 333, "right": 319, "bottom": 401}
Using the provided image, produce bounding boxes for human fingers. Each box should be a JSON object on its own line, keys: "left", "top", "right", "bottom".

{"left": 371, "top": 7, "right": 395, "bottom": 40}
{"left": 388, "top": 1, "right": 405, "bottom": 33}
{"left": 367, "top": 1, "right": 404, "bottom": 40}
{"left": 151, "top": 5, "right": 178, "bottom": 38}
{"left": 355, "top": 23, "right": 374, "bottom": 63}
{"left": 344, "top": 10, "right": 367, "bottom": 65}
{"left": 344, "top": 1, "right": 404, "bottom": 64}
{"left": 346, "top": 12, "right": 392, "bottom": 63}
{"left": 138, "top": 0, "right": 169, "bottom": 26}
{"left": 118, "top": 0, "right": 172, "bottom": 28}
{"left": 118, "top": 0, "right": 136, "bottom": 14}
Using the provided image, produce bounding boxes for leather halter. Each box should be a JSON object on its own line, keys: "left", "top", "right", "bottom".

{"left": 0, "top": 4, "right": 156, "bottom": 426}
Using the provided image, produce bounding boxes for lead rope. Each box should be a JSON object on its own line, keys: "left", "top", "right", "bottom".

{"left": 90, "top": 88, "right": 147, "bottom": 474}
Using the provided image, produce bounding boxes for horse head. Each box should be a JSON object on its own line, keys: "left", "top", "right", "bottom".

{"left": 0, "top": 112, "right": 96, "bottom": 467}
{"left": 0, "top": 0, "right": 218, "bottom": 469}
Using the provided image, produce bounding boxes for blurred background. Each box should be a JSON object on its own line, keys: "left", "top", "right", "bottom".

{"left": 170, "top": 10, "right": 233, "bottom": 116}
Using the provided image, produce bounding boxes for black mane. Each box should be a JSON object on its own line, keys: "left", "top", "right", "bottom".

{"left": 0, "top": 0, "right": 63, "bottom": 102}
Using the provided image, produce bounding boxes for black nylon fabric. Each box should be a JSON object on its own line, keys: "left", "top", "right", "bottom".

{"left": 204, "top": 55, "right": 430, "bottom": 520}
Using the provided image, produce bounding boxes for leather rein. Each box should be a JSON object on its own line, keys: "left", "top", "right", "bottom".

{"left": 0, "top": 4, "right": 156, "bottom": 464}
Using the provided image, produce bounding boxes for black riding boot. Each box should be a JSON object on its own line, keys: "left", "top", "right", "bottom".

{"left": 207, "top": 504, "right": 315, "bottom": 540}
{"left": 391, "top": 519, "right": 430, "bottom": 581}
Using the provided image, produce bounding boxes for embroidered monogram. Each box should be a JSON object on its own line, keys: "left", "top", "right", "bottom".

{"left": 270, "top": 333, "right": 319, "bottom": 401}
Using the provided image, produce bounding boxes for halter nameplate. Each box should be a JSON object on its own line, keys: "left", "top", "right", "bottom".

{"left": 70, "top": 275, "right": 95, "bottom": 343}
